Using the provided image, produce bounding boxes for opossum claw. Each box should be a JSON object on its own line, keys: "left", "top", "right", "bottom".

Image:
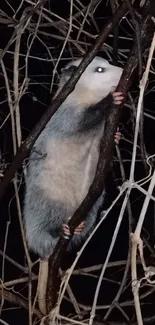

{"left": 112, "top": 92, "right": 124, "bottom": 105}
{"left": 114, "top": 128, "right": 121, "bottom": 144}
{"left": 62, "top": 221, "right": 85, "bottom": 236}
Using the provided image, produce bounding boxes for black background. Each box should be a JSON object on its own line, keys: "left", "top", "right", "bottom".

{"left": 0, "top": 0, "right": 155, "bottom": 324}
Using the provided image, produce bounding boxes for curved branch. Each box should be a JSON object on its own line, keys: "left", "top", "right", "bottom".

{"left": 0, "top": 288, "right": 42, "bottom": 319}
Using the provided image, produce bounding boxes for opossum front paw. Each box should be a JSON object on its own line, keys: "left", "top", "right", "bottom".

{"left": 62, "top": 221, "right": 85, "bottom": 237}
{"left": 114, "top": 128, "right": 121, "bottom": 144}
{"left": 112, "top": 92, "right": 124, "bottom": 105}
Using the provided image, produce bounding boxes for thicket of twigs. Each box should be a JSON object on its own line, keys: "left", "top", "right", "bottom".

{"left": 0, "top": 0, "right": 155, "bottom": 325}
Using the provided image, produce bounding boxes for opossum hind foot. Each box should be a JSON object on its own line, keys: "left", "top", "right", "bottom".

{"left": 62, "top": 221, "right": 85, "bottom": 237}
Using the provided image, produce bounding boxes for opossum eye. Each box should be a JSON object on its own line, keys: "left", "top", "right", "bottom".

{"left": 95, "top": 67, "right": 105, "bottom": 73}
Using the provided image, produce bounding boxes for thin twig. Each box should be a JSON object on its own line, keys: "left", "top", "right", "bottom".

{"left": 131, "top": 31, "right": 155, "bottom": 325}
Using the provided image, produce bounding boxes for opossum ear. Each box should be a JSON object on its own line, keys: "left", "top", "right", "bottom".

{"left": 61, "top": 65, "right": 77, "bottom": 77}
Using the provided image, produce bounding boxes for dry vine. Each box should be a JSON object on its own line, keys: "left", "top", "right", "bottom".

{"left": 0, "top": 1, "right": 155, "bottom": 325}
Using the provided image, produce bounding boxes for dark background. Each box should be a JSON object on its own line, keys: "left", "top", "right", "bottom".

{"left": 0, "top": 0, "right": 155, "bottom": 324}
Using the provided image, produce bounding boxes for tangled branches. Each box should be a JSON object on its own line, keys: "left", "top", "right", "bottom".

{"left": 0, "top": 1, "right": 155, "bottom": 325}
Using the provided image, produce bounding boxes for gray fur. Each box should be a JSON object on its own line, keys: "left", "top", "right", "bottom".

{"left": 24, "top": 57, "right": 122, "bottom": 259}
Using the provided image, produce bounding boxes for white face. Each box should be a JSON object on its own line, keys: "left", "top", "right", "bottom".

{"left": 60, "top": 56, "right": 123, "bottom": 107}
{"left": 74, "top": 57, "right": 122, "bottom": 91}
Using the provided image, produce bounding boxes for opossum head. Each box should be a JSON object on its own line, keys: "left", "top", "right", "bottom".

{"left": 58, "top": 56, "right": 123, "bottom": 108}
{"left": 51, "top": 57, "right": 123, "bottom": 135}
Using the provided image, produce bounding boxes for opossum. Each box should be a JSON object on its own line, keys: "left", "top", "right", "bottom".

{"left": 24, "top": 57, "right": 123, "bottom": 259}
